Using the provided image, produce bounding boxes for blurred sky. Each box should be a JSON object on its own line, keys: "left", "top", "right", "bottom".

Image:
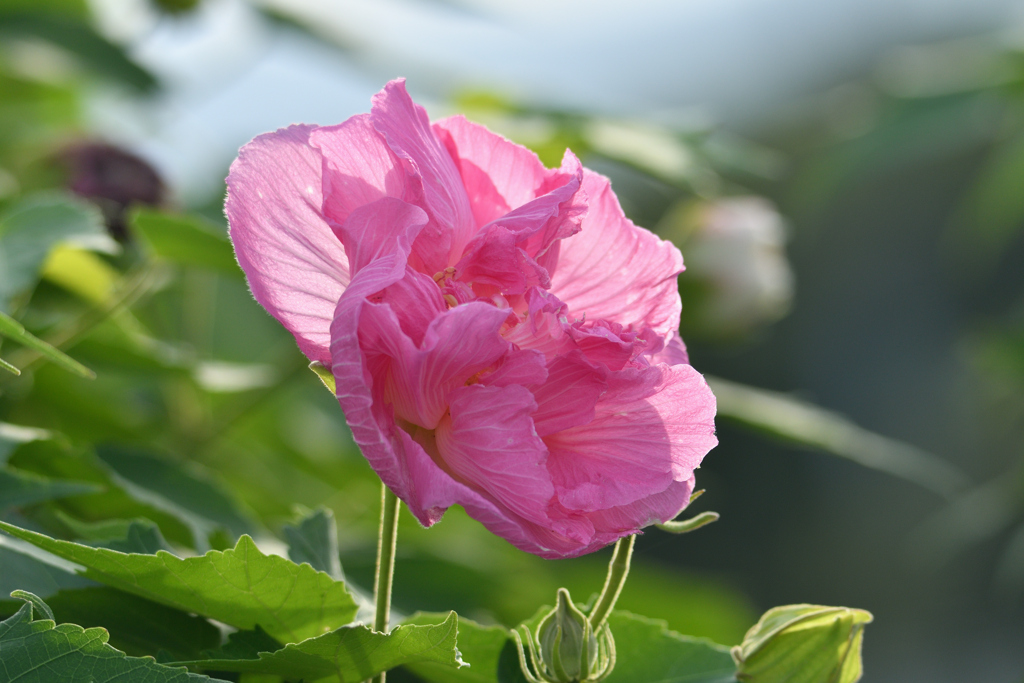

{"left": 87, "top": 0, "right": 1024, "bottom": 204}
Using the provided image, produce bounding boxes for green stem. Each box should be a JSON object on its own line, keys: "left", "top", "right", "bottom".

{"left": 588, "top": 535, "right": 636, "bottom": 629}
{"left": 370, "top": 483, "right": 401, "bottom": 683}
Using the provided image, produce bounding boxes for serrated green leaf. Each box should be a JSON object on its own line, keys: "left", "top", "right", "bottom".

{"left": 0, "top": 309, "right": 95, "bottom": 378}
{"left": 403, "top": 612, "right": 508, "bottom": 683}
{"left": 0, "top": 521, "right": 360, "bottom": 644}
{"left": 284, "top": 507, "right": 343, "bottom": 580}
{"left": 0, "top": 466, "right": 101, "bottom": 509}
{"left": 0, "top": 587, "right": 221, "bottom": 661}
{"left": 179, "top": 611, "right": 463, "bottom": 682}
{"left": 0, "top": 593, "right": 222, "bottom": 682}
{"left": 0, "top": 193, "right": 113, "bottom": 310}
{"left": 131, "top": 209, "right": 241, "bottom": 276}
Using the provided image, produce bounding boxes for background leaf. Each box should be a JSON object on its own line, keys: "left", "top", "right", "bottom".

{"left": 708, "top": 375, "right": 969, "bottom": 499}
{"left": 0, "top": 466, "right": 100, "bottom": 509}
{"left": 283, "top": 506, "right": 343, "bottom": 580}
{"left": 0, "top": 193, "right": 113, "bottom": 310}
{"left": 131, "top": 209, "right": 241, "bottom": 277}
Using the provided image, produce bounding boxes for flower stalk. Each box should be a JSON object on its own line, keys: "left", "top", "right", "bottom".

{"left": 370, "top": 482, "right": 401, "bottom": 683}
{"left": 588, "top": 534, "right": 635, "bottom": 629}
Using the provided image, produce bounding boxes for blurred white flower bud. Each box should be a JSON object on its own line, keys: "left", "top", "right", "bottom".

{"left": 658, "top": 197, "right": 795, "bottom": 340}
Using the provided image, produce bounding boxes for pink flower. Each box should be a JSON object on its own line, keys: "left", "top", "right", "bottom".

{"left": 226, "top": 80, "right": 717, "bottom": 558}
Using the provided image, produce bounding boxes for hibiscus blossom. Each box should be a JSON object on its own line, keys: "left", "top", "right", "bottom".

{"left": 226, "top": 79, "right": 717, "bottom": 558}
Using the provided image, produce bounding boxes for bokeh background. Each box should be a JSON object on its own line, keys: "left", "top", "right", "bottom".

{"left": 2, "top": 0, "right": 1024, "bottom": 681}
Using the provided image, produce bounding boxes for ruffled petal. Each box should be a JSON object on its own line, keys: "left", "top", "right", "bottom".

{"left": 549, "top": 169, "right": 684, "bottom": 339}
{"left": 433, "top": 115, "right": 548, "bottom": 227}
{"left": 310, "top": 115, "right": 412, "bottom": 227}
{"left": 227, "top": 124, "right": 349, "bottom": 364}
{"left": 545, "top": 363, "right": 716, "bottom": 512}
{"left": 371, "top": 79, "right": 475, "bottom": 270}
{"left": 479, "top": 348, "right": 548, "bottom": 387}
{"left": 586, "top": 477, "right": 696, "bottom": 534}
{"left": 333, "top": 197, "right": 429, "bottom": 275}
{"left": 359, "top": 302, "right": 511, "bottom": 430}
{"left": 529, "top": 353, "right": 606, "bottom": 437}
{"left": 648, "top": 330, "right": 690, "bottom": 366}
{"left": 454, "top": 151, "right": 585, "bottom": 295}
{"left": 436, "top": 383, "right": 554, "bottom": 525}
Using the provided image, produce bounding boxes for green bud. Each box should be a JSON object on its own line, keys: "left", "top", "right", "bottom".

{"left": 731, "top": 604, "right": 873, "bottom": 683}
{"left": 513, "top": 588, "right": 616, "bottom": 683}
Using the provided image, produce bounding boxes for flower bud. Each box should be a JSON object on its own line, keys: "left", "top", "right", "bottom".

{"left": 731, "top": 604, "right": 873, "bottom": 683}
{"left": 513, "top": 588, "right": 616, "bottom": 683}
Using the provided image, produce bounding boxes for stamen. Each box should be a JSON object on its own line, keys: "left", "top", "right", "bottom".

{"left": 443, "top": 294, "right": 458, "bottom": 308}
{"left": 432, "top": 267, "right": 456, "bottom": 283}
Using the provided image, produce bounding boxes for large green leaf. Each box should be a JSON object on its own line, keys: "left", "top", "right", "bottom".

{"left": 403, "top": 612, "right": 508, "bottom": 683}
{"left": 0, "top": 193, "right": 113, "bottom": 310}
{"left": 0, "top": 521, "right": 360, "bottom": 644}
{"left": 284, "top": 506, "right": 343, "bottom": 580}
{"left": 0, "top": 586, "right": 220, "bottom": 661}
{"left": 0, "top": 466, "right": 101, "bottom": 509}
{"left": 178, "top": 611, "right": 463, "bottom": 682}
{"left": 131, "top": 209, "right": 241, "bottom": 277}
{"left": 0, "top": 593, "right": 223, "bottom": 682}
{"left": 708, "top": 375, "right": 969, "bottom": 499}
{"left": 598, "top": 612, "right": 737, "bottom": 683}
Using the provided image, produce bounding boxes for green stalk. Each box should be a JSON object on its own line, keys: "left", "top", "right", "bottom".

{"left": 370, "top": 483, "right": 401, "bottom": 683}
{"left": 588, "top": 535, "right": 636, "bottom": 629}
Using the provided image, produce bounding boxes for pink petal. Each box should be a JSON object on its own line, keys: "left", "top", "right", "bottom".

{"left": 333, "top": 197, "right": 429, "bottom": 275}
{"left": 549, "top": 169, "right": 684, "bottom": 339}
{"left": 371, "top": 79, "right": 475, "bottom": 270}
{"left": 545, "top": 363, "right": 717, "bottom": 512}
{"left": 331, "top": 254, "right": 414, "bottom": 493}
{"left": 478, "top": 348, "right": 549, "bottom": 387}
{"left": 433, "top": 115, "right": 548, "bottom": 227}
{"left": 529, "top": 353, "right": 606, "bottom": 437}
{"left": 454, "top": 151, "right": 585, "bottom": 295}
{"left": 227, "top": 124, "right": 349, "bottom": 364}
{"left": 311, "top": 115, "right": 412, "bottom": 227}
{"left": 648, "top": 331, "right": 690, "bottom": 366}
{"left": 435, "top": 383, "right": 554, "bottom": 525}
{"left": 358, "top": 301, "right": 511, "bottom": 430}
{"left": 454, "top": 224, "right": 550, "bottom": 294}
{"left": 379, "top": 267, "right": 447, "bottom": 347}
{"left": 586, "top": 477, "right": 696, "bottom": 534}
